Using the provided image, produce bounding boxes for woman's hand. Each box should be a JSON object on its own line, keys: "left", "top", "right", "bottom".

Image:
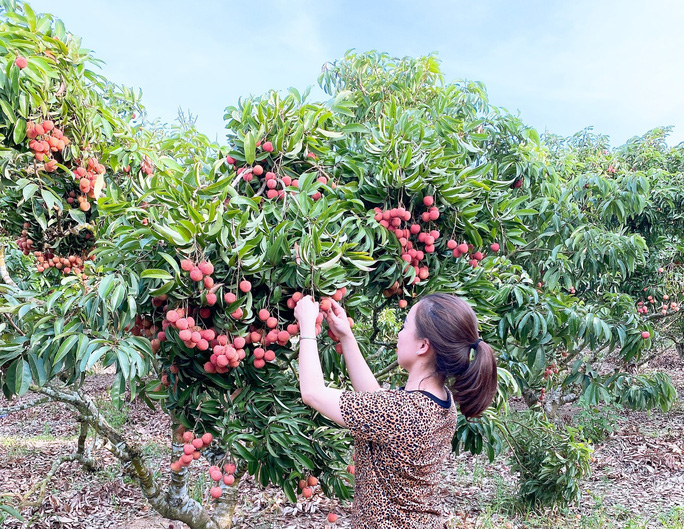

{"left": 326, "top": 299, "right": 353, "bottom": 341}
{"left": 294, "top": 295, "right": 319, "bottom": 330}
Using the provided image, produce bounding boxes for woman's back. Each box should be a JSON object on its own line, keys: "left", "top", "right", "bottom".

{"left": 339, "top": 387, "right": 458, "bottom": 528}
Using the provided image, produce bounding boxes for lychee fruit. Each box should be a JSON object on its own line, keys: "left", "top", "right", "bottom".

{"left": 210, "top": 486, "right": 222, "bottom": 499}
{"left": 198, "top": 261, "right": 214, "bottom": 275}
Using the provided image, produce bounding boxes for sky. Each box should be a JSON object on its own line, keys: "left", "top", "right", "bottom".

{"left": 22, "top": 0, "right": 684, "bottom": 148}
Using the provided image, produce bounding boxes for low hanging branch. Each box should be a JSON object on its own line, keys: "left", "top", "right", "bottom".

{"left": 0, "top": 396, "right": 50, "bottom": 415}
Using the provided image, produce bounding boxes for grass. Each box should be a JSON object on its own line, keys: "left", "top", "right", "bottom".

{"left": 462, "top": 494, "right": 684, "bottom": 529}
{"left": 94, "top": 397, "right": 130, "bottom": 429}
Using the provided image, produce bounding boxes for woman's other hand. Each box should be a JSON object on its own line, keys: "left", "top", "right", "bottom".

{"left": 326, "top": 299, "right": 353, "bottom": 340}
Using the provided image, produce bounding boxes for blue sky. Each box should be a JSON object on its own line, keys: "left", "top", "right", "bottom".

{"left": 24, "top": 0, "right": 684, "bottom": 147}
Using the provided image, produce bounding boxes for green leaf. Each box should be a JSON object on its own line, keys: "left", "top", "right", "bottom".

{"left": 341, "top": 123, "right": 368, "bottom": 134}
{"left": 98, "top": 275, "right": 117, "bottom": 299}
{"left": 244, "top": 131, "right": 256, "bottom": 165}
{"left": 54, "top": 334, "right": 79, "bottom": 364}
{"left": 22, "top": 183, "right": 39, "bottom": 201}
{"left": 232, "top": 441, "right": 256, "bottom": 463}
{"left": 13, "top": 118, "right": 26, "bottom": 143}
{"left": 0, "top": 504, "right": 24, "bottom": 521}
{"left": 282, "top": 478, "right": 297, "bottom": 503}
{"left": 68, "top": 209, "right": 87, "bottom": 225}
{"left": 7, "top": 358, "right": 32, "bottom": 396}
{"left": 40, "top": 188, "right": 62, "bottom": 211}
{"left": 141, "top": 269, "right": 174, "bottom": 281}
{"left": 154, "top": 224, "right": 190, "bottom": 245}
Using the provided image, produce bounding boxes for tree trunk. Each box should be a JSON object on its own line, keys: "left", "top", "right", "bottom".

{"left": 33, "top": 384, "right": 234, "bottom": 529}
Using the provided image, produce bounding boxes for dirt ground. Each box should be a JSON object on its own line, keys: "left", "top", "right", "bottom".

{"left": 1, "top": 350, "right": 682, "bottom": 529}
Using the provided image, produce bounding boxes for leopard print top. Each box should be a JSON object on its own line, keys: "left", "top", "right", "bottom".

{"left": 339, "top": 386, "right": 458, "bottom": 528}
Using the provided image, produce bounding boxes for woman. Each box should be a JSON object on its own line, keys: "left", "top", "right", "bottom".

{"left": 294, "top": 293, "right": 498, "bottom": 529}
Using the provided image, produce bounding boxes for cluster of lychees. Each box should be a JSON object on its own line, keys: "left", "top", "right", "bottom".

{"left": 169, "top": 431, "right": 215, "bottom": 472}
{"left": 227, "top": 140, "right": 328, "bottom": 201}
{"left": 25, "top": 118, "right": 109, "bottom": 214}
{"left": 637, "top": 295, "right": 680, "bottom": 315}
{"left": 181, "top": 259, "right": 219, "bottom": 306}
{"left": 207, "top": 462, "right": 238, "bottom": 498}
{"left": 543, "top": 363, "right": 559, "bottom": 379}
{"left": 15, "top": 223, "right": 34, "bottom": 255}
{"left": 67, "top": 157, "right": 107, "bottom": 211}
{"left": 138, "top": 255, "right": 352, "bottom": 379}
{"left": 374, "top": 197, "right": 501, "bottom": 298}
{"left": 297, "top": 475, "right": 319, "bottom": 499}
{"left": 33, "top": 251, "right": 88, "bottom": 279}
{"left": 26, "top": 119, "right": 70, "bottom": 171}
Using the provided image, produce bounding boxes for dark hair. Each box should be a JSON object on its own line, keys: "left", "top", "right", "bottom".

{"left": 413, "top": 293, "right": 497, "bottom": 419}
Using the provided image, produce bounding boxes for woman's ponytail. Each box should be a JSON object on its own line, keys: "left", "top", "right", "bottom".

{"left": 446, "top": 340, "right": 497, "bottom": 419}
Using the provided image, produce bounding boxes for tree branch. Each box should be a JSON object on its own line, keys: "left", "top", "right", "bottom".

{"left": 21, "top": 452, "right": 98, "bottom": 507}
{"left": 2, "top": 312, "right": 25, "bottom": 336}
{"left": 645, "top": 309, "right": 679, "bottom": 321}
{"left": 0, "top": 244, "right": 17, "bottom": 288}
{"left": 376, "top": 359, "right": 398, "bottom": 378}
{"left": 0, "top": 396, "right": 50, "bottom": 416}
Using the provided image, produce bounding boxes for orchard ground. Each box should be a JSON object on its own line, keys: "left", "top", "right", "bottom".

{"left": 1, "top": 350, "right": 682, "bottom": 529}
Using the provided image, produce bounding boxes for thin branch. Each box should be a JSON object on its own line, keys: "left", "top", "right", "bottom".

{"left": 21, "top": 452, "right": 97, "bottom": 508}
{"left": 3, "top": 312, "right": 25, "bottom": 336}
{"left": 645, "top": 309, "right": 679, "bottom": 321}
{"left": 636, "top": 347, "right": 672, "bottom": 368}
{"left": 0, "top": 396, "right": 50, "bottom": 415}
{"left": 376, "top": 359, "right": 399, "bottom": 378}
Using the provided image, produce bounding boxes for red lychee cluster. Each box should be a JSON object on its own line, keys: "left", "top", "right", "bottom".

{"left": 297, "top": 475, "right": 319, "bottom": 499}
{"left": 445, "top": 240, "right": 487, "bottom": 268}
{"left": 373, "top": 205, "right": 433, "bottom": 283}
{"left": 235, "top": 162, "right": 298, "bottom": 201}
{"left": 169, "top": 431, "right": 214, "bottom": 473}
{"left": 226, "top": 139, "right": 334, "bottom": 201}
{"left": 373, "top": 196, "right": 499, "bottom": 280}
{"left": 71, "top": 156, "right": 107, "bottom": 201}
{"left": 15, "top": 223, "right": 34, "bottom": 255}
{"left": 543, "top": 363, "right": 559, "bottom": 379}
{"left": 33, "top": 251, "right": 89, "bottom": 280}
{"left": 129, "top": 314, "right": 160, "bottom": 341}
{"left": 637, "top": 296, "right": 680, "bottom": 315}
{"left": 27, "top": 119, "right": 70, "bottom": 171}
{"left": 181, "top": 259, "right": 219, "bottom": 306}
{"left": 208, "top": 462, "right": 238, "bottom": 499}
{"left": 141, "top": 154, "right": 154, "bottom": 176}
{"left": 204, "top": 332, "right": 249, "bottom": 373}
{"left": 165, "top": 308, "right": 214, "bottom": 352}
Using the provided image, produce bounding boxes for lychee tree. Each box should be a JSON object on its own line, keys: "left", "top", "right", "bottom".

{"left": 0, "top": 1, "right": 681, "bottom": 524}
